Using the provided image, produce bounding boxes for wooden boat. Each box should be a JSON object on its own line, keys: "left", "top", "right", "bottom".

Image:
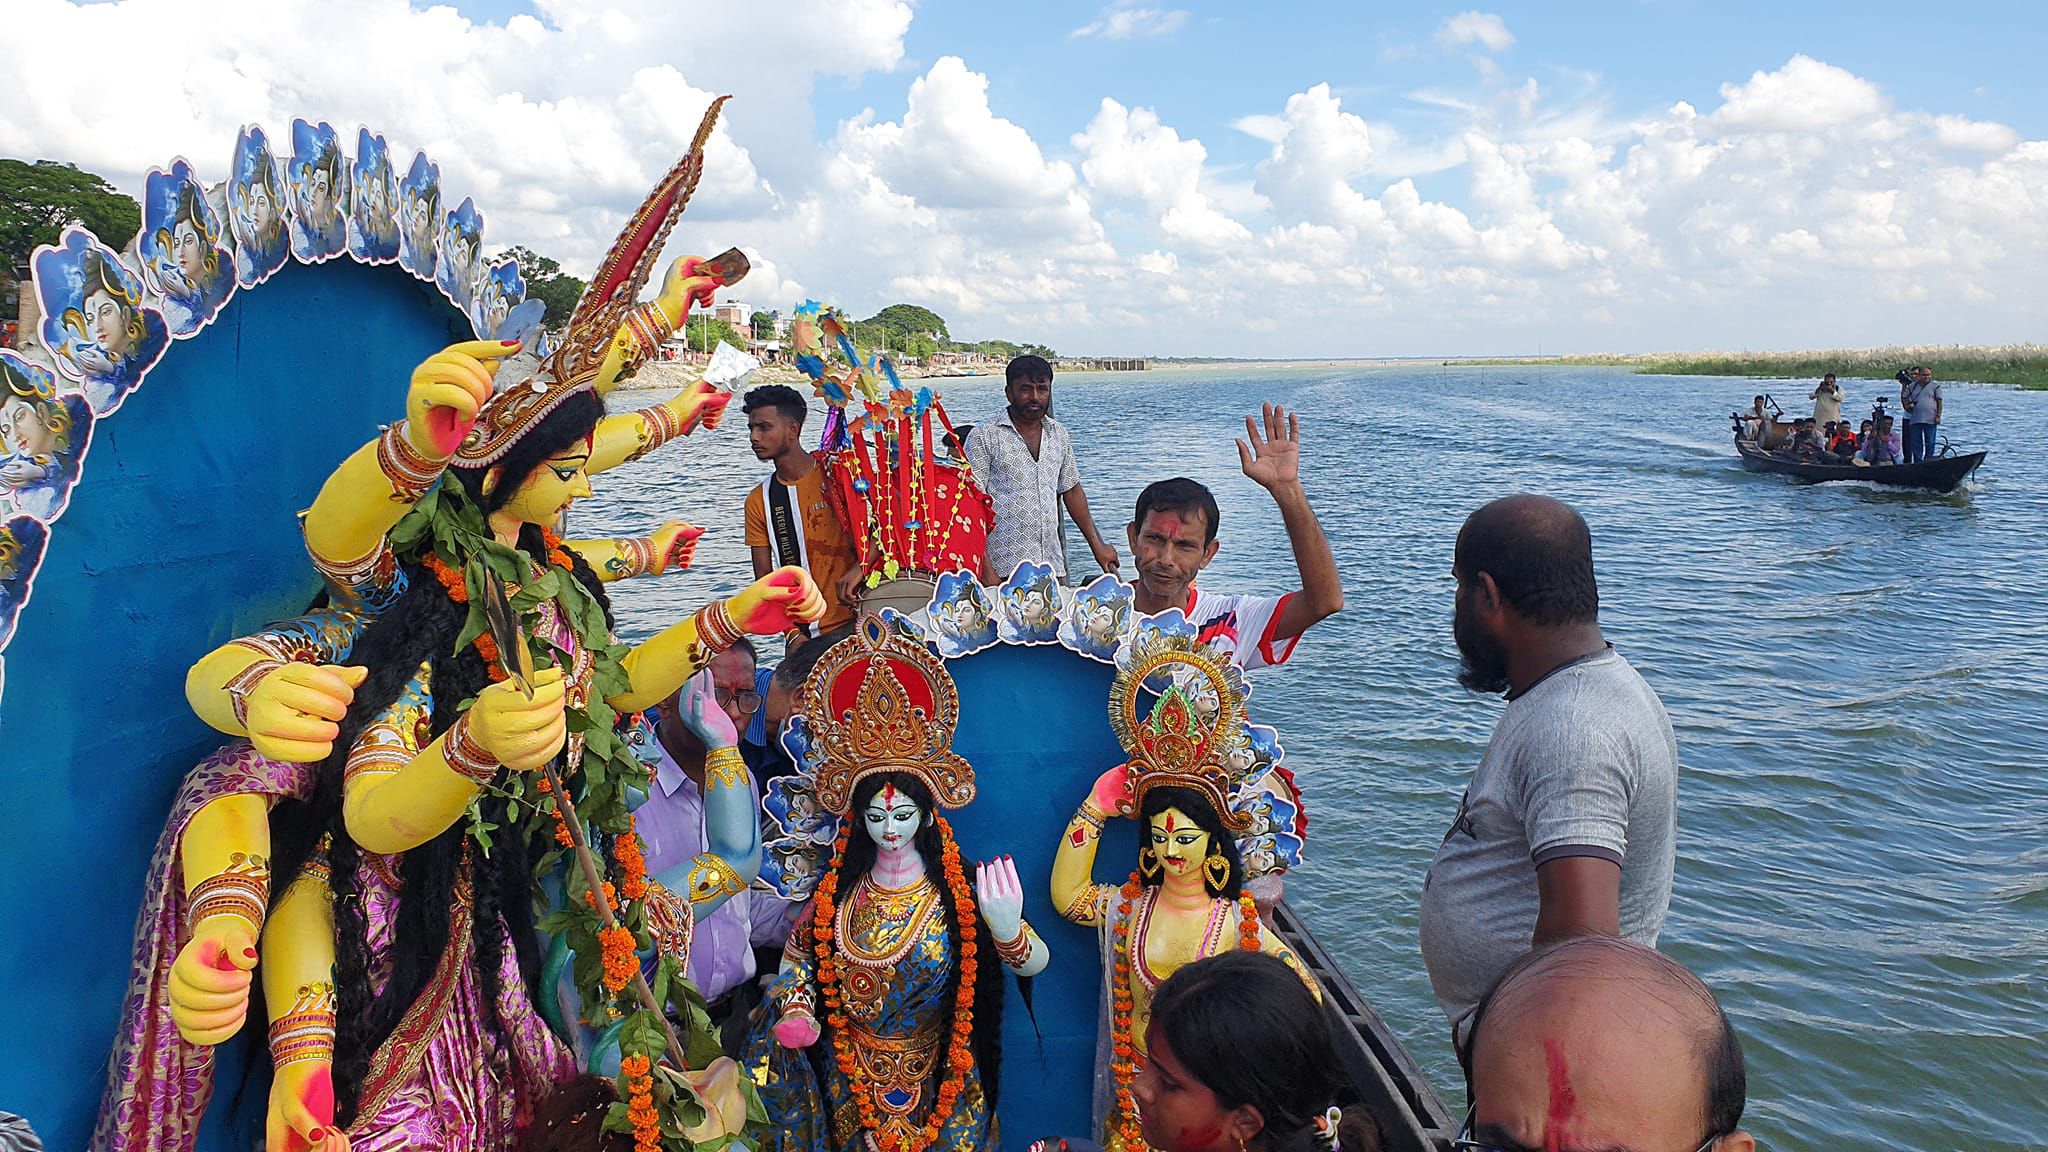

{"left": 1733, "top": 437, "right": 1985, "bottom": 493}
{"left": 1271, "top": 899, "right": 1460, "bottom": 1151}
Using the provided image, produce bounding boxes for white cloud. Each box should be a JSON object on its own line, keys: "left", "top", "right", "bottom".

{"left": 1435, "top": 11, "right": 1515, "bottom": 53}
{"left": 1709, "top": 54, "right": 1884, "bottom": 133}
{"left": 4, "top": 5, "right": 2045, "bottom": 357}
{"left": 1071, "top": 4, "right": 1189, "bottom": 40}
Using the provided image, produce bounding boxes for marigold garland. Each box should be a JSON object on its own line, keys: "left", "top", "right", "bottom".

{"left": 809, "top": 816, "right": 980, "bottom": 1152}
{"left": 619, "top": 1052, "right": 660, "bottom": 1152}
{"left": 1109, "top": 871, "right": 1263, "bottom": 1152}
{"left": 419, "top": 536, "right": 576, "bottom": 683}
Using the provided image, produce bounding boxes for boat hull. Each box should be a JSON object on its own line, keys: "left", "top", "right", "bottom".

{"left": 1733, "top": 439, "right": 1985, "bottom": 493}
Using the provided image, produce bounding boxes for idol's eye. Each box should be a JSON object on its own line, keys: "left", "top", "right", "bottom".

{"left": 549, "top": 465, "right": 580, "bottom": 482}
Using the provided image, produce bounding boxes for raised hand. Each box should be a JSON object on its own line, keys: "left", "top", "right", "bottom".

{"left": 725, "top": 566, "right": 826, "bottom": 636}
{"left": 1089, "top": 763, "right": 1134, "bottom": 819}
{"left": 266, "top": 1060, "right": 348, "bottom": 1152}
{"left": 671, "top": 378, "right": 733, "bottom": 435}
{"left": 650, "top": 520, "right": 706, "bottom": 575}
{"left": 1236, "top": 402, "right": 1302, "bottom": 492}
{"left": 244, "top": 663, "right": 367, "bottom": 763}
{"left": 678, "top": 668, "right": 739, "bottom": 751}
{"left": 168, "top": 920, "right": 259, "bottom": 1044}
{"left": 464, "top": 666, "right": 567, "bottom": 773}
{"left": 975, "top": 856, "right": 1026, "bottom": 943}
{"left": 657, "top": 255, "right": 722, "bottom": 315}
{"left": 405, "top": 340, "right": 519, "bottom": 459}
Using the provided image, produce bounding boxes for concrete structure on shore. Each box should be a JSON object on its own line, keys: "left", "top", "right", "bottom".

{"left": 1057, "top": 357, "right": 1148, "bottom": 371}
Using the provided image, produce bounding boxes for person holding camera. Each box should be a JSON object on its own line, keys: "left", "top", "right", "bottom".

{"left": 1899, "top": 366, "right": 1944, "bottom": 463}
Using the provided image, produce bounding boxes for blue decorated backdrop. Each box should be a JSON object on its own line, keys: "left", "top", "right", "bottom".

{"left": 0, "top": 259, "right": 471, "bottom": 1149}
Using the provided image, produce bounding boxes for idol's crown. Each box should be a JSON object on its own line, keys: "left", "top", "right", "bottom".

{"left": 1109, "top": 634, "right": 1254, "bottom": 833}
{"left": 799, "top": 615, "right": 976, "bottom": 814}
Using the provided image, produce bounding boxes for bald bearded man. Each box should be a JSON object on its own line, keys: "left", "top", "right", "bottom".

{"left": 1461, "top": 936, "right": 1753, "bottom": 1152}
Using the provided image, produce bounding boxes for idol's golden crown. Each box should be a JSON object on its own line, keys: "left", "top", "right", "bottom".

{"left": 799, "top": 615, "right": 976, "bottom": 814}
{"left": 1108, "top": 635, "right": 1253, "bottom": 833}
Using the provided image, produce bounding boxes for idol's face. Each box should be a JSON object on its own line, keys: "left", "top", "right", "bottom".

{"left": 862, "top": 782, "right": 924, "bottom": 854}
{"left": 173, "top": 219, "right": 206, "bottom": 280}
{"left": 1148, "top": 807, "right": 1210, "bottom": 883}
{"left": 84, "top": 288, "right": 132, "bottom": 357}
{"left": 1, "top": 398, "right": 55, "bottom": 458}
{"left": 500, "top": 439, "right": 594, "bottom": 526}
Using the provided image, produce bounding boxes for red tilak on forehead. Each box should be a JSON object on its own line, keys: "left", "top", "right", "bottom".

{"left": 882, "top": 783, "right": 898, "bottom": 808}
{"left": 1156, "top": 514, "right": 1184, "bottom": 537}
{"left": 1543, "top": 1036, "right": 1576, "bottom": 1152}
{"left": 1165, "top": 812, "right": 1177, "bottom": 833}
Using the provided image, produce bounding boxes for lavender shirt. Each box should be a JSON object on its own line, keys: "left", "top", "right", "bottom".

{"left": 636, "top": 740, "right": 761, "bottom": 1001}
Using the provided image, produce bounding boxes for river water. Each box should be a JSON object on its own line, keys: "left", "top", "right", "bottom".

{"left": 582, "top": 363, "right": 2048, "bottom": 1152}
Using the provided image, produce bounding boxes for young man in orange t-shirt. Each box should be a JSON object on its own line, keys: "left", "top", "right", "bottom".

{"left": 742, "top": 385, "right": 860, "bottom": 638}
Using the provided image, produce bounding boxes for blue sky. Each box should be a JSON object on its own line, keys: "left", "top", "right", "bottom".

{"left": 18, "top": 0, "right": 2048, "bottom": 356}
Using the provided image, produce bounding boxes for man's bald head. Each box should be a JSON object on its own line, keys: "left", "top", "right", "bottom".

{"left": 1454, "top": 494, "right": 1599, "bottom": 626}
{"left": 1466, "top": 937, "right": 1749, "bottom": 1152}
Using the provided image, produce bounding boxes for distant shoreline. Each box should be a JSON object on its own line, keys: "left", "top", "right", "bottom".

{"left": 1447, "top": 343, "right": 2048, "bottom": 390}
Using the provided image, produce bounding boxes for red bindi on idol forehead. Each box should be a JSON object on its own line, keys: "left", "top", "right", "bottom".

{"left": 882, "top": 783, "right": 898, "bottom": 808}
{"left": 1165, "top": 812, "right": 1177, "bottom": 833}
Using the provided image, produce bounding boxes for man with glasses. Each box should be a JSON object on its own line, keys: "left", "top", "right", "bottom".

{"left": 1456, "top": 936, "right": 1753, "bottom": 1152}
{"left": 639, "top": 639, "right": 771, "bottom": 1053}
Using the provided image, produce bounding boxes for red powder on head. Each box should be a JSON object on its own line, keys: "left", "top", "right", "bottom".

{"left": 882, "top": 782, "right": 898, "bottom": 808}
{"left": 1542, "top": 1036, "right": 1577, "bottom": 1152}
{"left": 1171, "top": 1120, "right": 1224, "bottom": 1152}
{"left": 1155, "top": 515, "right": 1185, "bottom": 538}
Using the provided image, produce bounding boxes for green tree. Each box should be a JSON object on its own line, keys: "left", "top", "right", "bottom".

{"left": 504, "top": 245, "right": 586, "bottom": 327}
{"left": 0, "top": 159, "right": 141, "bottom": 270}
{"left": 750, "top": 310, "right": 776, "bottom": 340}
{"left": 905, "top": 333, "right": 938, "bottom": 361}
{"left": 684, "top": 315, "right": 749, "bottom": 353}
{"left": 863, "top": 303, "right": 949, "bottom": 343}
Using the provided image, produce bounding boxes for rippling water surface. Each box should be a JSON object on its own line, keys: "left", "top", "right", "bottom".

{"left": 583, "top": 363, "right": 2048, "bottom": 1152}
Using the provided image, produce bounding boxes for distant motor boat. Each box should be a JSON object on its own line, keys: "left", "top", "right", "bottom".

{"left": 1733, "top": 437, "right": 1985, "bottom": 493}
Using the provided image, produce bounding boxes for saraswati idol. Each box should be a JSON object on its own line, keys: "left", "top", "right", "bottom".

{"left": 748, "top": 616, "right": 1048, "bottom": 1152}
{"left": 1052, "top": 633, "right": 1318, "bottom": 1152}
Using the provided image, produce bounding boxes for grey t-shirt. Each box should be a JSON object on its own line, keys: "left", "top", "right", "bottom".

{"left": 1418, "top": 648, "right": 1678, "bottom": 1032}
{"left": 1904, "top": 379, "right": 1943, "bottom": 424}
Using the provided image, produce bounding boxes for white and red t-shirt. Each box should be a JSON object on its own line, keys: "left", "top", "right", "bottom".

{"left": 1184, "top": 588, "right": 1300, "bottom": 671}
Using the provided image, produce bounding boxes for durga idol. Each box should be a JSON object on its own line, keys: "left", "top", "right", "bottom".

{"left": 1052, "top": 636, "right": 1318, "bottom": 1152}
{"left": 748, "top": 617, "right": 1049, "bottom": 1152}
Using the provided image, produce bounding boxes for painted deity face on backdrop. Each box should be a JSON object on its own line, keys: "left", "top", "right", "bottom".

{"left": 83, "top": 288, "right": 134, "bottom": 358}
{"left": 863, "top": 782, "right": 924, "bottom": 854}
{"left": 1, "top": 398, "right": 57, "bottom": 458}
{"left": 306, "top": 166, "right": 335, "bottom": 220}
{"left": 172, "top": 218, "right": 208, "bottom": 282}
{"left": 247, "top": 181, "right": 278, "bottom": 236}
{"left": 497, "top": 438, "right": 594, "bottom": 526}
{"left": 1148, "top": 807, "right": 1210, "bottom": 885}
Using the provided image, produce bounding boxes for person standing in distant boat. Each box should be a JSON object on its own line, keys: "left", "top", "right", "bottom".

{"left": 1901, "top": 366, "right": 1944, "bottom": 463}
{"left": 1810, "top": 373, "right": 1842, "bottom": 432}
{"left": 1419, "top": 494, "right": 1678, "bottom": 1049}
{"left": 968, "top": 354, "right": 1120, "bottom": 585}
{"left": 1126, "top": 404, "right": 1344, "bottom": 675}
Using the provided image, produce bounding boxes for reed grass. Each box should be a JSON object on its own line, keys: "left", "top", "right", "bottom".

{"left": 1455, "top": 344, "right": 2048, "bottom": 389}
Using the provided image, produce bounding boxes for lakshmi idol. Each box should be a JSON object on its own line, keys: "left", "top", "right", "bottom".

{"left": 1052, "top": 637, "right": 1318, "bottom": 1152}
{"left": 748, "top": 617, "right": 1049, "bottom": 1152}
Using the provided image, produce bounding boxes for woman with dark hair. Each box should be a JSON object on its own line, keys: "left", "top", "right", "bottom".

{"left": 749, "top": 618, "right": 1049, "bottom": 1152}
{"left": 1053, "top": 639, "right": 1315, "bottom": 1152}
{"left": 1139, "top": 951, "right": 1360, "bottom": 1152}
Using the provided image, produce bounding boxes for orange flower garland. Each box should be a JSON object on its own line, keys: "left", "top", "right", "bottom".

{"left": 419, "top": 532, "right": 575, "bottom": 683}
{"left": 620, "top": 1052, "right": 660, "bottom": 1152}
{"left": 1109, "top": 869, "right": 1263, "bottom": 1152}
{"left": 809, "top": 815, "right": 981, "bottom": 1152}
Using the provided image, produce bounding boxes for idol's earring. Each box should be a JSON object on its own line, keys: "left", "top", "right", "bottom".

{"left": 1139, "top": 846, "right": 1162, "bottom": 880}
{"left": 1204, "top": 848, "right": 1230, "bottom": 892}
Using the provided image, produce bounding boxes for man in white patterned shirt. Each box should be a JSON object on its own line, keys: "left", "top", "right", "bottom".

{"left": 967, "top": 355, "right": 1120, "bottom": 585}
